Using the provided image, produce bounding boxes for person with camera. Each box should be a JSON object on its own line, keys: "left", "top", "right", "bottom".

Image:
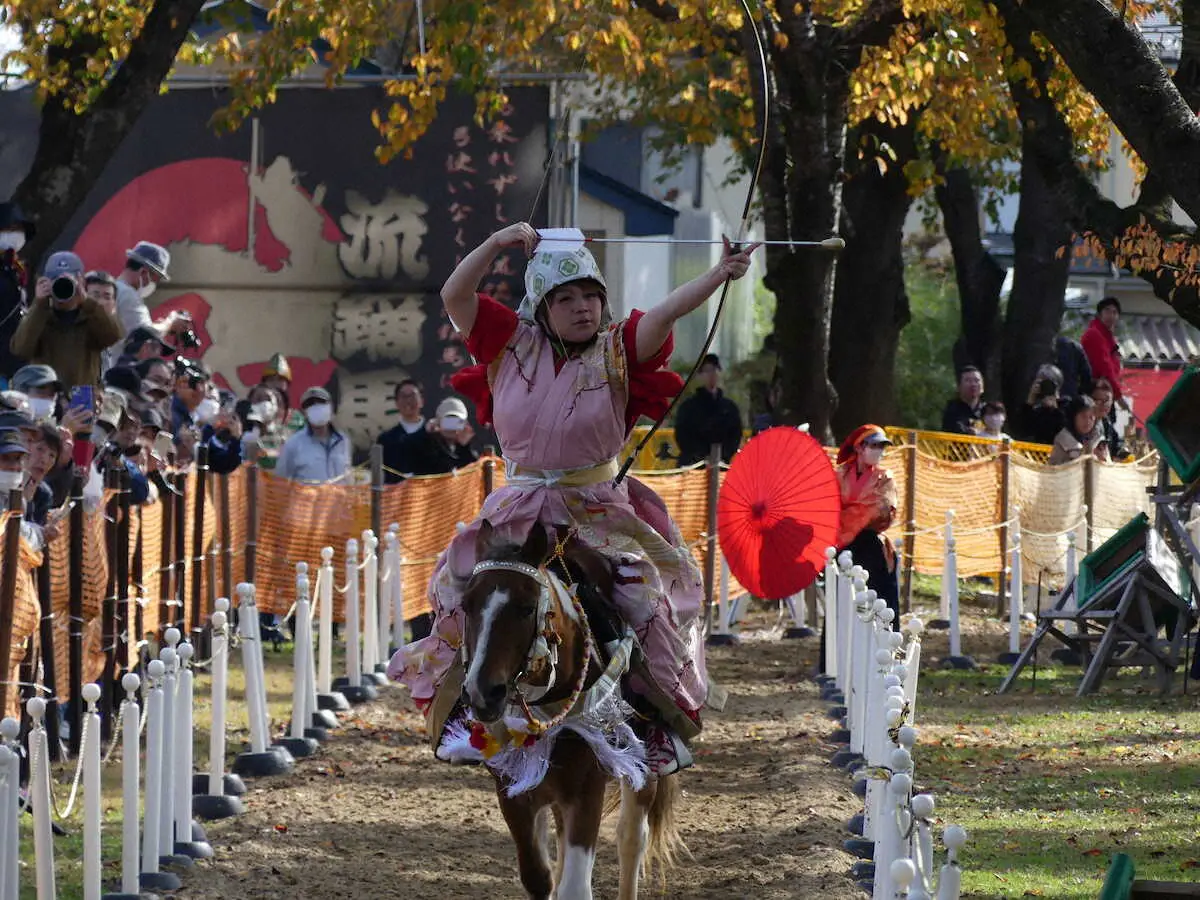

{"left": 0, "top": 202, "right": 36, "bottom": 380}
{"left": 1015, "top": 364, "right": 1068, "bottom": 445}
{"left": 168, "top": 360, "right": 242, "bottom": 472}
{"left": 113, "top": 241, "right": 196, "bottom": 343}
{"left": 10, "top": 251, "right": 123, "bottom": 390}
{"left": 386, "top": 395, "right": 479, "bottom": 478}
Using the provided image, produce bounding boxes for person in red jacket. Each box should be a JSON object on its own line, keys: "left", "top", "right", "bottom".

{"left": 1080, "top": 297, "right": 1129, "bottom": 412}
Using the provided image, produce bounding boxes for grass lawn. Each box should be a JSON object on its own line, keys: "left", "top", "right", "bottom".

{"left": 915, "top": 648, "right": 1200, "bottom": 899}
{"left": 14, "top": 641, "right": 315, "bottom": 899}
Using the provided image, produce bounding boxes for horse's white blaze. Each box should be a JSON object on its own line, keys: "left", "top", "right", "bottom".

{"left": 556, "top": 844, "right": 595, "bottom": 900}
{"left": 464, "top": 587, "right": 508, "bottom": 710}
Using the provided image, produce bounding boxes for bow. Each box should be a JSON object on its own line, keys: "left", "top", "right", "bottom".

{"left": 613, "top": 0, "right": 771, "bottom": 485}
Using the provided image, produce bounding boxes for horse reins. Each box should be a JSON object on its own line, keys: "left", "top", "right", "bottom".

{"left": 465, "top": 559, "right": 596, "bottom": 735}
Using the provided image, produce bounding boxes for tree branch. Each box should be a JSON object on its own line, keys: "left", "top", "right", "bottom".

{"left": 837, "top": 0, "right": 907, "bottom": 55}
{"left": 1014, "top": 0, "right": 1200, "bottom": 225}
{"left": 997, "top": 0, "right": 1200, "bottom": 327}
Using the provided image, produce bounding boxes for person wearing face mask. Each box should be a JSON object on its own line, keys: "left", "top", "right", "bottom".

{"left": 0, "top": 202, "right": 36, "bottom": 380}
{"left": 11, "top": 364, "right": 61, "bottom": 422}
{"left": 113, "top": 241, "right": 193, "bottom": 340}
{"left": 274, "top": 386, "right": 350, "bottom": 483}
{"left": 10, "top": 252, "right": 123, "bottom": 390}
{"left": 978, "top": 400, "right": 1009, "bottom": 444}
{"left": 835, "top": 424, "right": 900, "bottom": 623}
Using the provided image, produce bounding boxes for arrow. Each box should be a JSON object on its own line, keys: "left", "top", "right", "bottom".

{"left": 536, "top": 228, "right": 844, "bottom": 252}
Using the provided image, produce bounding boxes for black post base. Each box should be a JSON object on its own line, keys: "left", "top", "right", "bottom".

{"left": 830, "top": 728, "right": 851, "bottom": 744}
{"left": 927, "top": 618, "right": 951, "bottom": 630}
{"left": 232, "top": 747, "right": 294, "bottom": 778}
{"left": 374, "top": 662, "right": 389, "bottom": 675}
{"left": 364, "top": 671, "right": 389, "bottom": 687}
{"left": 997, "top": 651, "right": 1022, "bottom": 665}
{"left": 942, "top": 654, "right": 978, "bottom": 670}
{"left": 193, "top": 792, "right": 244, "bottom": 820}
{"left": 304, "top": 726, "right": 328, "bottom": 743}
{"left": 851, "top": 861, "right": 875, "bottom": 882}
{"left": 853, "top": 779, "right": 867, "bottom": 798}
{"left": 138, "top": 871, "right": 181, "bottom": 893}
{"left": 192, "top": 771, "right": 246, "bottom": 796}
{"left": 784, "top": 626, "right": 816, "bottom": 639}
{"left": 846, "top": 812, "right": 865, "bottom": 836}
{"left": 190, "top": 820, "right": 207, "bottom": 842}
{"left": 275, "top": 736, "right": 319, "bottom": 758}
{"left": 335, "top": 682, "right": 378, "bottom": 704}
{"left": 827, "top": 705, "right": 848, "bottom": 720}
{"left": 174, "top": 840, "right": 214, "bottom": 860}
{"left": 317, "top": 691, "right": 350, "bottom": 712}
{"left": 159, "top": 853, "right": 194, "bottom": 870}
{"left": 312, "top": 709, "right": 340, "bottom": 730}
{"left": 102, "top": 893, "right": 151, "bottom": 900}
{"left": 843, "top": 838, "right": 874, "bottom": 860}
{"left": 830, "top": 748, "right": 863, "bottom": 769}
{"left": 705, "top": 633, "right": 737, "bottom": 647}
{"left": 821, "top": 687, "right": 844, "bottom": 703}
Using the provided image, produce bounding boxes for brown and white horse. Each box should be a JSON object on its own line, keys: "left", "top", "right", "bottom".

{"left": 458, "top": 519, "right": 682, "bottom": 900}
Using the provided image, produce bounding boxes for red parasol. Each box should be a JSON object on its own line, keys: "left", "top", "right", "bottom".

{"left": 717, "top": 427, "right": 842, "bottom": 600}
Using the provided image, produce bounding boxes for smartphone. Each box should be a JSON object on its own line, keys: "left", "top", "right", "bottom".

{"left": 69, "top": 385, "right": 96, "bottom": 470}
{"left": 68, "top": 385, "right": 94, "bottom": 413}
{"left": 153, "top": 431, "right": 175, "bottom": 462}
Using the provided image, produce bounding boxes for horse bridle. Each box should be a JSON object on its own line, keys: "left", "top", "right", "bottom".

{"left": 465, "top": 560, "right": 560, "bottom": 703}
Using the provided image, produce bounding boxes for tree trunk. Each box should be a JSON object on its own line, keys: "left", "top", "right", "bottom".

{"left": 829, "top": 118, "right": 916, "bottom": 438}
{"left": 14, "top": 0, "right": 208, "bottom": 265}
{"left": 934, "top": 159, "right": 1006, "bottom": 390}
{"left": 1001, "top": 133, "right": 1071, "bottom": 414}
{"left": 765, "top": 64, "right": 849, "bottom": 443}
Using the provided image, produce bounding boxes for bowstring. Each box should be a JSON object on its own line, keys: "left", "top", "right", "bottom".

{"left": 613, "top": 0, "right": 770, "bottom": 486}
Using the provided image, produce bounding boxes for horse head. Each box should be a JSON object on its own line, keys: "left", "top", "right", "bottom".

{"left": 462, "top": 519, "right": 552, "bottom": 723}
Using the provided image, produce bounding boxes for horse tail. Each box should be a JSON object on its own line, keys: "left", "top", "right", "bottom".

{"left": 645, "top": 773, "right": 687, "bottom": 875}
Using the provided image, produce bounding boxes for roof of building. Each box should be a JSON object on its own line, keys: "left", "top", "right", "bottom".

{"left": 1118, "top": 314, "right": 1200, "bottom": 367}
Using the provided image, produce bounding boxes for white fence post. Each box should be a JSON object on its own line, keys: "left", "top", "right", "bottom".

{"left": 233, "top": 583, "right": 294, "bottom": 777}
{"left": 193, "top": 599, "right": 246, "bottom": 821}
{"left": 139, "top": 659, "right": 179, "bottom": 891}
{"left": 27, "top": 698, "right": 56, "bottom": 900}
{"left": 336, "top": 539, "right": 379, "bottom": 704}
{"left": 173, "top": 642, "right": 211, "bottom": 859}
{"left": 1000, "top": 512, "right": 1023, "bottom": 664}
{"left": 0, "top": 717, "right": 19, "bottom": 900}
{"left": 105, "top": 673, "right": 144, "bottom": 900}
{"left": 278, "top": 564, "right": 319, "bottom": 759}
{"left": 931, "top": 510, "right": 954, "bottom": 629}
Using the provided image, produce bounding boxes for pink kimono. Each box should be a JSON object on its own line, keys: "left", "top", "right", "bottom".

{"left": 389, "top": 295, "right": 708, "bottom": 744}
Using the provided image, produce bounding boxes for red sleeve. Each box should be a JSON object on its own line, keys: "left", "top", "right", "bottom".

{"left": 451, "top": 294, "right": 519, "bottom": 428}
{"left": 622, "top": 310, "right": 685, "bottom": 434}
{"left": 465, "top": 293, "right": 519, "bottom": 364}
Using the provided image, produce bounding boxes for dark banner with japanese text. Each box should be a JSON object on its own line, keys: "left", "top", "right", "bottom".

{"left": 0, "top": 85, "right": 549, "bottom": 451}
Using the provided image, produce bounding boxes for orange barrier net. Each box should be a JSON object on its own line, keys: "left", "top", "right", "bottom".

{"left": 1, "top": 434, "right": 1160, "bottom": 718}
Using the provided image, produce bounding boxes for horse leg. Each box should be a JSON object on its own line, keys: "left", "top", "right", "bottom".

{"left": 553, "top": 763, "right": 607, "bottom": 900}
{"left": 551, "top": 805, "right": 566, "bottom": 887}
{"left": 497, "top": 792, "right": 554, "bottom": 900}
{"left": 616, "top": 778, "right": 656, "bottom": 900}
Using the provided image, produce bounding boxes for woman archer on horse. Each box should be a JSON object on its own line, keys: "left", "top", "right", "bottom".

{"left": 388, "top": 221, "right": 757, "bottom": 775}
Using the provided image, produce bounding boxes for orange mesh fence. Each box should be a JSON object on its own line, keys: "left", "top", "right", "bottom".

{"left": 380, "top": 462, "right": 488, "bottom": 622}
{"left": 3, "top": 525, "right": 42, "bottom": 719}
{"left": 254, "top": 471, "right": 370, "bottom": 618}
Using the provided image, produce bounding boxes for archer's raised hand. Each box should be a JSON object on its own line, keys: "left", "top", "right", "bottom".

{"left": 717, "top": 237, "right": 761, "bottom": 280}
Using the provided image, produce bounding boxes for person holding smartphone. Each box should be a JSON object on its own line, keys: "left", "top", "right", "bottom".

{"left": 9, "top": 252, "right": 123, "bottom": 390}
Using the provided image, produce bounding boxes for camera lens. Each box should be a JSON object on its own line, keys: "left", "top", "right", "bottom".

{"left": 180, "top": 329, "right": 201, "bottom": 350}
{"left": 51, "top": 276, "right": 75, "bottom": 301}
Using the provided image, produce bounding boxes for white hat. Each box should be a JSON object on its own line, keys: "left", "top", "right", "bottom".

{"left": 435, "top": 397, "right": 469, "bottom": 421}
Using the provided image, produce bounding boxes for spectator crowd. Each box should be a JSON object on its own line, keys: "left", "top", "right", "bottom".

{"left": 940, "top": 296, "right": 1136, "bottom": 465}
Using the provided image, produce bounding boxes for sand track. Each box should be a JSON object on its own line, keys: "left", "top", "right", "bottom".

{"left": 178, "top": 634, "right": 862, "bottom": 899}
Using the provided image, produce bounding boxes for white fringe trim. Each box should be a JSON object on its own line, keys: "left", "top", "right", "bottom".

{"left": 438, "top": 719, "right": 649, "bottom": 798}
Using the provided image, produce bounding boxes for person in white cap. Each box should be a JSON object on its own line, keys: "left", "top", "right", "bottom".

{"left": 113, "top": 240, "right": 193, "bottom": 339}
{"left": 274, "top": 386, "right": 350, "bottom": 483}
{"left": 387, "top": 395, "right": 478, "bottom": 478}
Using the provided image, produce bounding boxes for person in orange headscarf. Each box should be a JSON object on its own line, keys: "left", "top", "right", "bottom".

{"left": 836, "top": 424, "right": 900, "bottom": 622}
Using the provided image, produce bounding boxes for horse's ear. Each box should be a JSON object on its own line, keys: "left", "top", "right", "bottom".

{"left": 475, "top": 519, "right": 496, "bottom": 558}
{"left": 519, "top": 522, "right": 549, "bottom": 566}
